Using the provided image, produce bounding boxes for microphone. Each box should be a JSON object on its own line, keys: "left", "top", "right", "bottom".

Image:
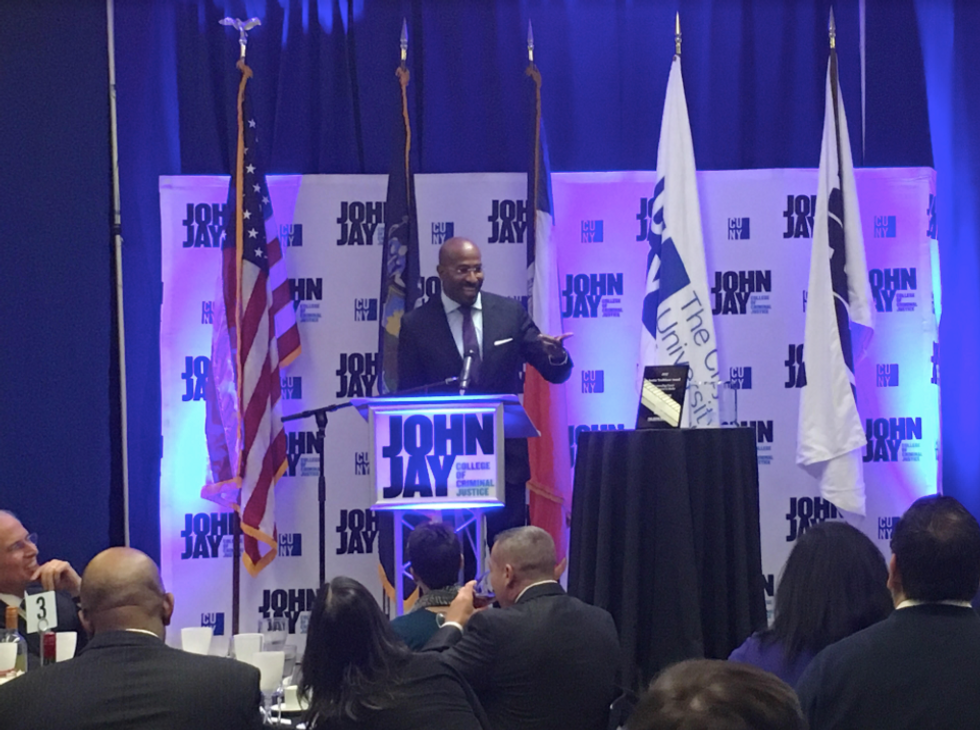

{"left": 459, "top": 349, "right": 476, "bottom": 394}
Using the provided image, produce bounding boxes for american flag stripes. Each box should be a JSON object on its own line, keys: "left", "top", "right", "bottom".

{"left": 202, "top": 59, "right": 301, "bottom": 576}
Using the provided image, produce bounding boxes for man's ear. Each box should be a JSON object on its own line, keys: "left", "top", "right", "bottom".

{"left": 504, "top": 563, "right": 517, "bottom": 587}
{"left": 162, "top": 593, "right": 175, "bottom": 626}
{"left": 78, "top": 609, "right": 94, "bottom": 638}
{"left": 887, "top": 554, "right": 903, "bottom": 597}
{"left": 554, "top": 557, "right": 568, "bottom": 580}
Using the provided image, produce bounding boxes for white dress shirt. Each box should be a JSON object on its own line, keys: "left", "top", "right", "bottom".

{"left": 441, "top": 291, "right": 483, "bottom": 358}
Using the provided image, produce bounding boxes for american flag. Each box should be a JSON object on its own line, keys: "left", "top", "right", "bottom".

{"left": 202, "top": 59, "right": 301, "bottom": 576}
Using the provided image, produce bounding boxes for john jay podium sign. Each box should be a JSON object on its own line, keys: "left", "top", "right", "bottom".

{"left": 352, "top": 395, "right": 539, "bottom": 511}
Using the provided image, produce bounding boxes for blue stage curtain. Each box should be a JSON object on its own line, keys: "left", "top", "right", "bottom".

{"left": 112, "top": 0, "right": 970, "bottom": 561}
{"left": 0, "top": 1, "right": 113, "bottom": 570}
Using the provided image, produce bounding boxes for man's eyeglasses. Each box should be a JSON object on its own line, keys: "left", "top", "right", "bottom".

{"left": 6, "top": 533, "right": 37, "bottom": 554}
{"left": 453, "top": 265, "right": 483, "bottom": 276}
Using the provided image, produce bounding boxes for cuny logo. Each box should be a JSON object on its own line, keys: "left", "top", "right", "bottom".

{"left": 568, "top": 423, "right": 625, "bottom": 464}
{"left": 729, "top": 367, "right": 752, "bottom": 389}
{"left": 258, "top": 588, "right": 315, "bottom": 634}
{"left": 728, "top": 217, "right": 750, "bottom": 240}
{"left": 876, "top": 364, "right": 899, "bottom": 387}
{"left": 874, "top": 216, "right": 896, "bottom": 238}
{"left": 786, "top": 497, "right": 840, "bottom": 542}
{"left": 201, "top": 612, "right": 225, "bottom": 636}
{"left": 336, "top": 201, "right": 385, "bottom": 246}
{"left": 285, "top": 431, "right": 321, "bottom": 477}
{"left": 336, "top": 509, "right": 379, "bottom": 554}
{"left": 336, "top": 352, "right": 379, "bottom": 398}
{"left": 381, "top": 413, "right": 494, "bottom": 499}
{"left": 869, "top": 268, "right": 917, "bottom": 313}
{"left": 561, "top": 273, "right": 624, "bottom": 318}
{"left": 281, "top": 376, "right": 302, "bottom": 400}
{"left": 180, "top": 512, "right": 238, "bottom": 560}
{"left": 741, "top": 420, "right": 773, "bottom": 466}
{"left": 355, "top": 452, "right": 370, "bottom": 476}
{"left": 878, "top": 516, "right": 901, "bottom": 540}
{"left": 711, "top": 270, "right": 772, "bottom": 315}
{"left": 782, "top": 194, "right": 817, "bottom": 239}
{"left": 581, "top": 220, "right": 603, "bottom": 243}
{"left": 181, "top": 356, "right": 210, "bottom": 402}
{"left": 863, "top": 417, "right": 923, "bottom": 463}
{"left": 784, "top": 344, "right": 807, "bottom": 388}
{"left": 487, "top": 199, "right": 528, "bottom": 244}
{"left": 281, "top": 223, "right": 303, "bottom": 247}
{"left": 201, "top": 301, "right": 213, "bottom": 325}
{"left": 181, "top": 202, "right": 228, "bottom": 248}
{"left": 278, "top": 533, "right": 302, "bottom": 557}
{"left": 582, "top": 370, "right": 604, "bottom": 393}
{"left": 432, "top": 221, "right": 454, "bottom": 245}
{"left": 289, "top": 278, "right": 323, "bottom": 323}
{"left": 354, "top": 298, "right": 378, "bottom": 322}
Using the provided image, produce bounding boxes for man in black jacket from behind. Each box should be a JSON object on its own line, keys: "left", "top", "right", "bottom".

{"left": 0, "top": 546, "right": 264, "bottom": 730}
{"left": 424, "top": 526, "right": 621, "bottom": 730}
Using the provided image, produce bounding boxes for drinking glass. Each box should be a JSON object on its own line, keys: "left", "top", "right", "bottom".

{"left": 180, "top": 626, "right": 212, "bottom": 655}
{"left": 258, "top": 616, "right": 287, "bottom": 652}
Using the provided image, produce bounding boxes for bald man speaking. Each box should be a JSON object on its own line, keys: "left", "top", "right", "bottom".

{"left": 398, "top": 237, "right": 573, "bottom": 540}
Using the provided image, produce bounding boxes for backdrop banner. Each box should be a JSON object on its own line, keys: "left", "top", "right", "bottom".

{"left": 160, "top": 168, "right": 938, "bottom": 642}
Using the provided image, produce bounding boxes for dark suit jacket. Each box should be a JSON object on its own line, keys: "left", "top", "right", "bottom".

{"left": 423, "top": 583, "right": 622, "bottom": 730}
{"left": 796, "top": 604, "right": 980, "bottom": 730}
{"left": 0, "top": 630, "right": 264, "bottom": 730}
{"left": 0, "top": 584, "right": 87, "bottom": 669}
{"left": 398, "top": 292, "right": 573, "bottom": 483}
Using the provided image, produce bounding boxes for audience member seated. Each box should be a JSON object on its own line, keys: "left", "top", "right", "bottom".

{"left": 424, "top": 526, "right": 622, "bottom": 730}
{"left": 626, "top": 659, "right": 806, "bottom": 730}
{"left": 0, "top": 547, "right": 264, "bottom": 730}
{"left": 300, "top": 575, "right": 490, "bottom": 730}
{"left": 392, "top": 522, "right": 464, "bottom": 650}
{"left": 797, "top": 495, "right": 980, "bottom": 730}
{"left": 729, "top": 520, "right": 892, "bottom": 686}
{"left": 0, "top": 510, "right": 87, "bottom": 667}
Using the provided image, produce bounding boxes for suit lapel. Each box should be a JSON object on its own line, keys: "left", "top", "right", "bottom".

{"left": 427, "top": 297, "right": 463, "bottom": 372}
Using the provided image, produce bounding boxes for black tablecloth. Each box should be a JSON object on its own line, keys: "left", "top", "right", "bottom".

{"left": 568, "top": 427, "right": 767, "bottom": 688}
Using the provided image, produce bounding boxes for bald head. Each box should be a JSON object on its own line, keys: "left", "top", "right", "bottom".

{"left": 437, "top": 237, "right": 484, "bottom": 306}
{"left": 489, "top": 527, "right": 557, "bottom": 607}
{"left": 79, "top": 548, "right": 173, "bottom": 637}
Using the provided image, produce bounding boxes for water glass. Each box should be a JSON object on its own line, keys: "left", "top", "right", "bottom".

{"left": 233, "top": 633, "right": 263, "bottom": 664}
{"left": 258, "top": 616, "right": 287, "bottom": 652}
{"left": 55, "top": 632, "right": 77, "bottom": 662}
{"left": 181, "top": 626, "right": 212, "bottom": 655}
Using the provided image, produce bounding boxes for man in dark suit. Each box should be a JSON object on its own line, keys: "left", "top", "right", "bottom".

{"left": 398, "top": 237, "right": 573, "bottom": 539}
{"left": 0, "top": 510, "right": 87, "bottom": 667}
{"left": 424, "top": 526, "right": 621, "bottom": 730}
{"left": 0, "top": 546, "right": 264, "bottom": 730}
{"left": 796, "top": 495, "right": 980, "bottom": 730}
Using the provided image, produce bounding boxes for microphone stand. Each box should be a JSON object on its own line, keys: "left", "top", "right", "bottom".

{"left": 280, "top": 376, "right": 461, "bottom": 589}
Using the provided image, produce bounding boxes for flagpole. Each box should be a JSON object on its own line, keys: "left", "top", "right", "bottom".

{"left": 220, "top": 14, "right": 260, "bottom": 636}
{"left": 828, "top": 9, "right": 845, "bottom": 180}
{"left": 675, "top": 12, "right": 681, "bottom": 57}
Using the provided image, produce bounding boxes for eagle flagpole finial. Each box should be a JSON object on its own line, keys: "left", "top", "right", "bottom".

{"left": 220, "top": 17, "right": 262, "bottom": 59}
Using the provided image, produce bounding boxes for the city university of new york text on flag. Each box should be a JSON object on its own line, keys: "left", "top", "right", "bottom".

{"left": 640, "top": 55, "right": 718, "bottom": 427}
{"left": 797, "top": 56, "right": 874, "bottom": 515}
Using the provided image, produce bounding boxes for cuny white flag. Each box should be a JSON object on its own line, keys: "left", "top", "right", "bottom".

{"left": 639, "top": 55, "right": 719, "bottom": 427}
{"left": 797, "top": 55, "right": 875, "bottom": 515}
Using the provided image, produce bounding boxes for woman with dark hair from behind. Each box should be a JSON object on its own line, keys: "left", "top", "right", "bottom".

{"left": 300, "top": 576, "right": 490, "bottom": 730}
{"left": 729, "top": 521, "right": 892, "bottom": 686}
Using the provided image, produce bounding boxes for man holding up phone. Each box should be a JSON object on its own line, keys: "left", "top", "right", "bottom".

{"left": 423, "top": 526, "right": 621, "bottom": 730}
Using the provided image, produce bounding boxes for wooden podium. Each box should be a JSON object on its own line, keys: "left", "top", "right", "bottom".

{"left": 352, "top": 394, "right": 539, "bottom": 613}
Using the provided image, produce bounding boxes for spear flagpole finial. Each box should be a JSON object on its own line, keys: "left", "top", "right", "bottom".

{"left": 400, "top": 18, "right": 408, "bottom": 65}
{"left": 829, "top": 7, "right": 837, "bottom": 50}
{"left": 675, "top": 12, "right": 682, "bottom": 56}
{"left": 528, "top": 20, "right": 535, "bottom": 63}
{"left": 220, "top": 16, "right": 262, "bottom": 59}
